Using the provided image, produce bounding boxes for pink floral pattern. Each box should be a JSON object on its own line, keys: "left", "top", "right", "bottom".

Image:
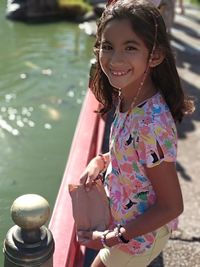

{"left": 105, "top": 92, "right": 178, "bottom": 255}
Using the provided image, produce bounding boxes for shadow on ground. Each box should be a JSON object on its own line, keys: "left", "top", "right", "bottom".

{"left": 170, "top": 9, "right": 200, "bottom": 184}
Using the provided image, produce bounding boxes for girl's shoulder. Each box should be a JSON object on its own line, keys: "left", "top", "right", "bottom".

{"left": 144, "top": 92, "right": 168, "bottom": 111}
{"left": 134, "top": 92, "right": 169, "bottom": 116}
{"left": 132, "top": 92, "right": 175, "bottom": 127}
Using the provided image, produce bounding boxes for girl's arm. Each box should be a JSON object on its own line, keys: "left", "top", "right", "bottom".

{"left": 119, "top": 124, "right": 183, "bottom": 241}
{"left": 104, "top": 161, "right": 183, "bottom": 247}
{"left": 122, "top": 161, "right": 183, "bottom": 240}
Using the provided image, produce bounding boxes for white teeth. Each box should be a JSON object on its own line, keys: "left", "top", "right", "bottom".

{"left": 111, "top": 70, "right": 129, "bottom": 76}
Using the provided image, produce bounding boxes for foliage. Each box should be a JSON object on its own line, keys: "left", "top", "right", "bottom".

{"left": 58, "top": 0, "right": 92, "bottom": 12}
{"left": 188, "top": 0, "right": 200, "bottom": 6}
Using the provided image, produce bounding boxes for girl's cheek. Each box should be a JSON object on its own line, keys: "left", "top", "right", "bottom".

{"left": 100, "top": 64, "right": 108, "bottom": 76}
{"left": 99, "top": 52, "right": 106, "bottom": 62}
{"left": 99, "top": 56, "right": 107, "bottom": 69}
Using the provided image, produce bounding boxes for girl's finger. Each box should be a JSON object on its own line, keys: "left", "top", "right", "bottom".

{"left": 79, "top": 173, "right": 88, "bottom": 185}
{"left": 85, "top": 175, "right": 96, "bottom": 191}
{"left": 94, "top": 173, "right": 103, "bottom": 182}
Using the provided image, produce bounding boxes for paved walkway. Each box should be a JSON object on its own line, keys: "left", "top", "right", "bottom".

{"left": 149, "top": 3, "right": 200, "bottom": 267}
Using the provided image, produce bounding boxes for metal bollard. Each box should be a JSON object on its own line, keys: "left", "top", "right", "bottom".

{"left": 3, "top": 194, "right": 55, "bottom": 267}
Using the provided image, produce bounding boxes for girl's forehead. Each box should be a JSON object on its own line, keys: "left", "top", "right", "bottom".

{"left": 101, "top": 19, "right": 142, "bottom": 43}
{"left": 102, "top": 19, "right": 133, "bottom": 36}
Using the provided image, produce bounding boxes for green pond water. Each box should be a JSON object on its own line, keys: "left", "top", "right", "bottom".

{"left": 0, "top": 1, "right": 94, "bottom": 265}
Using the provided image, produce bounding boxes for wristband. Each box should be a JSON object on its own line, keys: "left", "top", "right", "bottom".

{"left": 116, "top": 224, "right": 130, "bottom": 244}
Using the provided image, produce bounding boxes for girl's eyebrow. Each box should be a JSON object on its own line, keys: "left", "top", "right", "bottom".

{"left": 101, "top": 39, "right": 140, "bottom": 46}
{"left": 101, "top": 40, "right": 112, "bottom": 44}
{"left": 124, "top": 40, "right": 140, "bottom": 46}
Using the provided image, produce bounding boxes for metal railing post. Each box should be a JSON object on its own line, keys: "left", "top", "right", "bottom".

{"left": 3, "top": 194, "right": 54, "bottom": 267}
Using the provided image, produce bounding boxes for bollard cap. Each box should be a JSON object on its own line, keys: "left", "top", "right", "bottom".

{"left": 11, "top": 194, "right": 50, "bottom": 230}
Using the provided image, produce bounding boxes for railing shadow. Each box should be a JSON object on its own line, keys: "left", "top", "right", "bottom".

{"left": 182, "top": 4, "right": 200, "bottom": 24}
{"left": 173, "top": 20, "right": 199, "bottom": 39}
{"left": 170, "top": 8, "right": 200, "bottom": 184}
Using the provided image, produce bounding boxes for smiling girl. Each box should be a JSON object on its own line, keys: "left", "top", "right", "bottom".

{"left": 78, "top": 0, "right": 194, "bottom": 266}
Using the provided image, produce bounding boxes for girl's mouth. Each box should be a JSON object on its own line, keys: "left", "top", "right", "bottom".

{"left": 110, "top": 69, "right": 131, "bottom": 76}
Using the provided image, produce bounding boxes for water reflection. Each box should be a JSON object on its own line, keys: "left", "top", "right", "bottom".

{"left": 0, "top": 2, "right": 94, "bottom": 265}
{"left": 0, "top": 102, "right": 36, "bottom": 136}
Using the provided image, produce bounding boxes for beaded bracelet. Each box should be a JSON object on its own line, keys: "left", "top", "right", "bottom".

{"left": 100, "top": 230, "right": 111, "bottom": 249}
{"left": 98, "top": 153, "right": 107, "bottom": 173}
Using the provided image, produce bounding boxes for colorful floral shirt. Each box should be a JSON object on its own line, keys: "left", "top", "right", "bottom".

{"left": 105, "top": 92, "right": 178, "bottom": 255}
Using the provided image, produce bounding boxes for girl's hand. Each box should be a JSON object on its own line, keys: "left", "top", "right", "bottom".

{"left": 77, "top": 230, "right": 103, "bottom": 250}
{"left": 79, "top": 156, "right": 105, "bottom": 190}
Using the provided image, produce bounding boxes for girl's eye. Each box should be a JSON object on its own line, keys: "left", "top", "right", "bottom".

{"left": 126, "top": 46, "right": 137, "bottom": 51}
{"left": 101, "top": 44, "right": 113, "bottom": 51}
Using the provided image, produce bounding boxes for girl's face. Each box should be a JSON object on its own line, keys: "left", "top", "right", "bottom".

{"left": 99, "top": 19, "right": 150, "bottom": 94}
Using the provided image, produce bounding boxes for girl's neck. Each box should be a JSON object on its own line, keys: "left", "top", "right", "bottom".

{"left": 120, "top": 80, "right": 157, "bottom": 113}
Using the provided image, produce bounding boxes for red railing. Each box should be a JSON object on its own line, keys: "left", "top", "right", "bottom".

{"left": 49, "top": 89, "right": 105, "bottom": 267}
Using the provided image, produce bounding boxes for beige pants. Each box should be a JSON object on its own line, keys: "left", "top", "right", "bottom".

{"left": 99, "top": 226, "right": 170, "bottom": 267}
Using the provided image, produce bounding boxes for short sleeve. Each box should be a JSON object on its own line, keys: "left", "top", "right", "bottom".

{"left": 136, "top": 122, "right": 177, "bottom": 168}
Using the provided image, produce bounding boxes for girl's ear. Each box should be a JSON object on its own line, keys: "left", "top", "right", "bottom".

{"left": 149, "top": 48, "right": 165, "bottom": 68}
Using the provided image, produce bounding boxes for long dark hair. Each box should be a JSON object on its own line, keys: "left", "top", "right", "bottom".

{"left": 91, "top": 0, "right": 194, "bottom": 122}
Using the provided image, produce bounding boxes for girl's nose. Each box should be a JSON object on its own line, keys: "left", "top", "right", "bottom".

{"left": 110, "top": 51, "right": 124, "bottom": 66}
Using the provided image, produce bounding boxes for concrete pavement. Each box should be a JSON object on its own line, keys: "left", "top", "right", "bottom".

{"left": 149, "top": 3, "right": 200, "bottom": 267}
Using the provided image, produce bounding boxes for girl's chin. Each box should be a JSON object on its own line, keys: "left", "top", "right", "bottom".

{"left": 108, "top": 74, "right": 133, "bottom": 89}
{"left": 109, "top": 81, "right": 129, "bottom": 89}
